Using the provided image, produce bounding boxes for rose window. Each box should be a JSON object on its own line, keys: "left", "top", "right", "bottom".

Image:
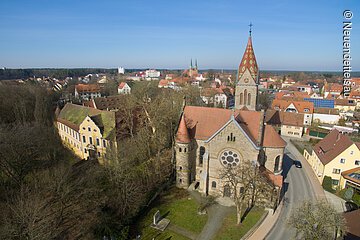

{"left": 220, "top": 150, "right": 241, "bottom": 167}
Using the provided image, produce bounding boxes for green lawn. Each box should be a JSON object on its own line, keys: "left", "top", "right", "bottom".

{"left": 136, "top": 187, "right": 207, "bottom": 239}
{"left": 215, "top": 207, "right": 265, "bottom": 240}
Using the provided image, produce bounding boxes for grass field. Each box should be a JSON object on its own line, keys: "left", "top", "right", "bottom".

{"left": 214, "top": 207, "right": 265, "bottom": 240}
{"left": 135, "top": 187, "right": 207, "bottom": 239}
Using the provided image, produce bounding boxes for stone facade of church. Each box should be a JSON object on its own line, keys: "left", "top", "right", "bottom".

{"left": 175, "top": 34, "right": 286, "bottom": 197}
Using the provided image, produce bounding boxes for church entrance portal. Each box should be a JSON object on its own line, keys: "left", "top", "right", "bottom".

{"left": 223, "top": 185, "right": 231, "bottom": 197}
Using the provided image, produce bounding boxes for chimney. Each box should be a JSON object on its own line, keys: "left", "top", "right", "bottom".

{"left": 257, "top": 109, "right": 265, "bottom": 146}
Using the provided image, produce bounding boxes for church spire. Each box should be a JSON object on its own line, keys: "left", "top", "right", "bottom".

{"left": 237, "top": 27, "right": 258, "bottom": 81}
{"left": 190, "top": 58, "right": 193, "bottom": 68}
{"left": 176, "top": 114, "right": 191, "bottom": 143}
{"left": 195, "top": 59, "right": 198, "bottom": 69}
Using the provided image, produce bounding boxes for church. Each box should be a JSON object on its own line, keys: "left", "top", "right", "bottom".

{"left": 175, "top": 32, "right": 286, "bottom": 197}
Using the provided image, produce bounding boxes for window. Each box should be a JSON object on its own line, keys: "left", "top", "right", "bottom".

{"left": 96, "top": 138, "right": 100, "bottom": 146}
{"left": 103, "top": 140, "right": 106, "bottom": 147}
{"left": 82, "top": 136, "right": 86, "bottom": 143}
{"left": 82, "top": 127, "right": 85, "bottom": 130}
{"left": 98, "top": 152, "right": 101, "bottom": 157}
{"left": 274, "top": 155, "right": 281, "bottom": 172}
{"left": 84, "top": 149, "right": 87, "bottom": 153}
{"left": 220, "top": 150, "right": 241, "bottom": 167}
{"left": 244, "top": 89, "right": 247, "bottom": 105}
{"left": 332, "top": 168, "right": 341, "bottom": 174}
{"left": 247, "top": 93, "right": 251, "bottom": 105}
{"left": 240, "top": 187, "right": 244, "bottom": 193}
{"left": 89, "top": 137, "right": 93, "bottom": 145}
{"left": 340, "top": 158, "right": 345, "bottom": 164}
{"left": 88, "top": 127, "right": 91, "bottom": 132}
{"left": 184, "top": 148, "right": 187, "bottom": 153}
{"left": 211, "top": 181, "right": 216, "bottom": 188}
{"left": 304, "top": 108, "right": 309, "bottom": 112}
{"left": 350, "top": 151, "right": 354, "bottom": 155}
{"left": 355, "top": 160, "right": 360, "bottom": 165}
{"left": 179, "top": 147, "right": 182, "bottom": 152}
{"left": 179, "top": 166, "right": 182, "bottom": 170}
{"left": 179, "top": 178, "right": 182, "bottom": 183}
{"left": 332, "top": 179, "right": 339, "bottom": 185}
{"left": 240, "top": 93, "right": 243, "bottom": 105}
{"left": 228, "top": 133, "right": 235, "bottom": 142}
{"left": 199, "top": 146, "right": 205, "bottom": 165}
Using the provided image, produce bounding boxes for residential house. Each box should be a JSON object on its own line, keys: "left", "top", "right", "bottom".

{"left": 340, "top": 166, "right": 360, "bottom": 193}
{"left": 334, "top": 99, "right": 357, "bottom": 112}
{"left": 118, "top": 82, "right": 132, "bottom": 94}
{"left": 56, "top": 103, "right": 116, "bottom": 164}
{"left": 304, "top": 129, "right": 360, "bottom": 188}
{"left": 75, "top": 84, "right": 102, "bottom": 100}
{"left": 271, "top": 99, "right": 314, "bottom": 126}
{"left": 313, "top": 108, "right": 340, "bottom": 124}
{"left": 322, "top": 82, "right": 343, "bottom": 98}
{"left": 266, "top": 110, "right": 305, "bottom": 138}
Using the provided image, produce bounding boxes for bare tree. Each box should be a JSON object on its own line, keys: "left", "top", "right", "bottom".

{"left": 288, "top": 200, "right": 347, "bottom": 240}
{"left": 220, "top": 161, "right": 274, "bottom": 224}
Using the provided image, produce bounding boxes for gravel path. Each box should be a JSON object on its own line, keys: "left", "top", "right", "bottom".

{"left": 196, "top": 203, "right": 233, "bottom": 240}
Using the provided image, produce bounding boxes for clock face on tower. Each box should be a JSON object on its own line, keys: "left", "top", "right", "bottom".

{"left": 244, "top": 78, "right": 249, "bottom": 83}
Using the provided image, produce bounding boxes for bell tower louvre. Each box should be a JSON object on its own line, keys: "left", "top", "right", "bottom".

{"left": 235, "top": 24, "right": 259, "bottom": 111}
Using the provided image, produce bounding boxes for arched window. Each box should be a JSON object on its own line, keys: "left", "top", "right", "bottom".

{"left": 274, "top": 155, "right": 281, "bottom": 172}
{"left": 240, "top": 93, "right": 243, "bottom": 105}
{"left": 179, "top": 166, "right": 182, "bottom": 170}
{"left": 244, "top": 89, "right": 247, "bottom": 105}
{"left": 199, "top": 146, "right": 205, "bottom": 165}
{"left": 212, "top": 181, "right": 217, "bottom": 188}
{"left": 179, "top": 178, "right": 182, "bottom": 183}
{"left": 248, "top": 93, "right": 251, "bottom": 105}
{"left": 184, "top": 148, "right": 187, "bottom": 153}
{"left": 179, "top": 147, "right": 182, "bottom": 152}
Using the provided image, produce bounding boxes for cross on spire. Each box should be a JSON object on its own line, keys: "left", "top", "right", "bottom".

{"left": 249, "top": 22, "right": 253, "bottom": 37}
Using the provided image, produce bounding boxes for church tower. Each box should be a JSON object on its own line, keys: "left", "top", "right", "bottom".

{"left": 175, "top": 114, "right": 192, "bottom": 188}
{"left": 235, "top": 26, "right": 259, "bottom": 111}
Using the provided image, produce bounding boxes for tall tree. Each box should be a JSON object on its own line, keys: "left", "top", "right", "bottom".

{"left": 288, "top": 200, "right": 347, "bottom": 240}
{"left": 220, "top": 161, "right": 274, "bottom": 224}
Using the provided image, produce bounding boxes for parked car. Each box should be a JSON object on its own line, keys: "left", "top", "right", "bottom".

{"left": 294, "top": 160, "right": 302, "bottom": 168}
{"left": 345, "top": 201, "right": 359, "bottom": 212}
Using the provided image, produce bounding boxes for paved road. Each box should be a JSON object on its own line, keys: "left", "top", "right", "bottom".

{"left": 266, "top": 140, "right": 317, "bottom": 240}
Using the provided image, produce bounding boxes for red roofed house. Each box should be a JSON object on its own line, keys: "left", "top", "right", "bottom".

{"left": 271, "top": 99, "right": 314, "bottom": 126}
{"left": 118, "top": 82, "right": 132, "bottom": 95}
{"left": 304, "top": 129, "right": 360, "bottom": 188}
{"left": 75, "top": 84, "right": 102, "bottom": 100}
{"left": 175, "top": 106, "right": 286, "bottom": 197}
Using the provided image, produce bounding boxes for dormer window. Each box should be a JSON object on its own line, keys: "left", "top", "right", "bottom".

{"left": 304, "top": 108, "right": 309, "bottom": 112}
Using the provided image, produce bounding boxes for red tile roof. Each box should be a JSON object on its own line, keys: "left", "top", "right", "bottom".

{"left": 181, "top": 106, "right": 285, "bottom": 148}
{"left": 118, "top": 82, "right": 126, "bottom": 89}
{"left": 344, "top": 209, "right": 360, "bottom": 239}
{"left": 313, "top": 129, "right": 356, "bottom": 165}
{"left": 176, "top": 114, "right": 191, "bottom": 143}
{"left": 75, "top": 84, "right": 100, "bottom": 93}
{"left": 271, "top": 99, "right": 314, "bottom": 114}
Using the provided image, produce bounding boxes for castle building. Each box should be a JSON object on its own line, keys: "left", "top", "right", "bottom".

{"left": 235, "top": 33, "right": 259, "bottom": 111}
{"left": 175, "top": 32, "right": 286, "bottom": 198}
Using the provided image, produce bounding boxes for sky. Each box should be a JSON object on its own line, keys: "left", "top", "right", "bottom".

{"left": 0, "top": 0, "right": 359, "bottom": 71}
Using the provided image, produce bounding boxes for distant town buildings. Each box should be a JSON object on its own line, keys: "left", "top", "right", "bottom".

{"left": 118, "top": 67, "right": 125, "bottom": 74}
{"left": 74, "top": 84, "right": 102, "bottom": 100}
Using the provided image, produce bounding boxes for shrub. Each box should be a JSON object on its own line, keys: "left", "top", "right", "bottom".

{"left": 322, "top": 176, "right": 335, "bottom": 193}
